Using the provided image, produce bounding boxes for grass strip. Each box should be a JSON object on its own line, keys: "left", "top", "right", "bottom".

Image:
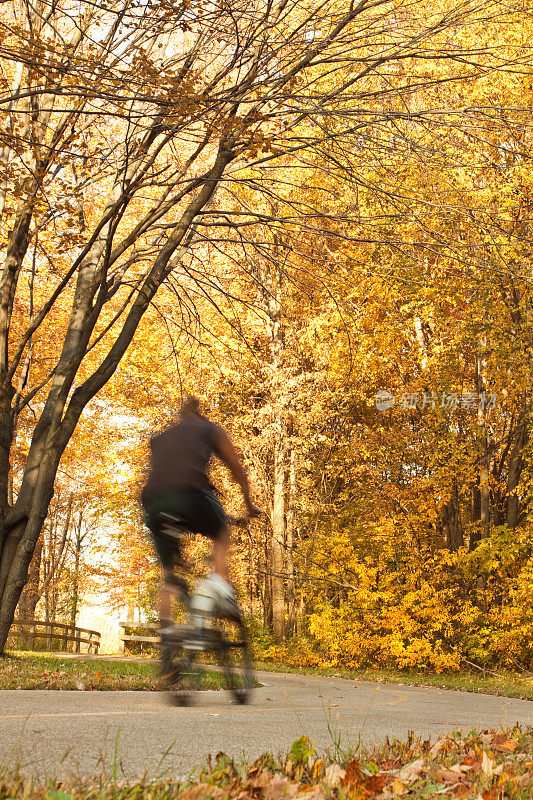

{"left": 0, "top": 652, "right": 225, "bottom": 691}
{"left": 255, "top": 660, "right": 533, "bottom": 700}
{"left": 3, "top": 651, "right": 532, "bottom": 699}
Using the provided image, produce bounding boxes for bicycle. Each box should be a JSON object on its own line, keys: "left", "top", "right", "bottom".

{"left": 155, "top": 511, "right": 254, "bottom": 706}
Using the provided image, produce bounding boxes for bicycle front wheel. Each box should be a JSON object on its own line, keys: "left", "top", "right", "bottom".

{"left": 160, "top": 633, "right": 201, "bottom": 706}
{"left": 215, "top": 618, "right": 254, "bottom": 704}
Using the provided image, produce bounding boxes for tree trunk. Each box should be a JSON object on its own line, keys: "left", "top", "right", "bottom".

{"left": 285, "top": 446, "right": 296, "bottom": 635}
{"left": 443, "top": 480, "right": 463, "bottom": 551}
{"left": 0, "top": 110, "right": 234, "bottom": 652}
{"left": 271, "top": 420, "right": 286, "bottom": 639}
{"left": 471, "top": 345, "right": 491, "bottom": 550}
{"left": 16, "top": 535, "right": 43, "bottom": 621}
{"left": 262, "top": 519, "right": 272, "bottom": 628}
{"left": 70, "top": 509, "right": 83, "bottom": 627}
{"left": 507, "top": 413, "right": 526, "bottom": 528}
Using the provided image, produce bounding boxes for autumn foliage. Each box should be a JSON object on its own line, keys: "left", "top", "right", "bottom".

{"left": 2, "top": 0, "right": 532, "bottom": 672}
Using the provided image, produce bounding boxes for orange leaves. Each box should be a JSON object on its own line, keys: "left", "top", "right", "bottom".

{"left": 180, "top": 784, "right": 229, "bottom": 800}
{"left": 5, "top": 728, "right": 523, "bottom": 800}
{"left": 339, "top": 758, "right": 389, "bottom": 798}
{"left": 491, "top": 734, "right": 518, "bottom": 753}
{"left": 342, "top": 758, "right": 364, "bottom": 786}
{"left": 363, "top": 774, "right": 389, "bottom": 795}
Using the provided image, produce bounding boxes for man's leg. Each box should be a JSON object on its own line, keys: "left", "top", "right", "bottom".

{"left": 159, "top": 579, "right": 173, "bottom": 626}
{"left": 213, "top": 525, "right": 230, "bottom": 579}
{"left": 155, "top": 541, "right": 180, "bottom": 628}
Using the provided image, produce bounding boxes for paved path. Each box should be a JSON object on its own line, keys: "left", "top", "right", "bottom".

{"left": 1, "top": 671, "right": 531, "bottom": 780}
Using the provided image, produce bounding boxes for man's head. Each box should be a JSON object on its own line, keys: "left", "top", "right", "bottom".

{"left": 180, "top": 395, "right": 201, "bottom": 417}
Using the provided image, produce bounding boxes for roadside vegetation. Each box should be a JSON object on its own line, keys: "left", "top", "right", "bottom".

{"left": 2, "top": 728, "right": 532, "bottom": 799}
{"left": 0, "top": 653, "right": 224, "bottom": 691}
{"left": 256, "top": 661, "right": 533, "bottom": 702}
{"left": 2, "top": 652, "right": 532, "bottom": 700}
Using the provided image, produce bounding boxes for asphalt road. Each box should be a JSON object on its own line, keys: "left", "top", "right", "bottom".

{"left": 1, "top": 671, "right": 531, "bottom": 780}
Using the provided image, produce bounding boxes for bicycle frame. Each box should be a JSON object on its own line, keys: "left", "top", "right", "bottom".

{"left": 155, "top": 512, "right": 254, "bottom": 705}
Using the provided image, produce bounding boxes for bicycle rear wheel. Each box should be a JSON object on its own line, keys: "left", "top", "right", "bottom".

{"left": 160, "top": 631, "right": 202, "bottom": 705}
{"left": 215, "top": 618, "right": 254, "bottom": 704}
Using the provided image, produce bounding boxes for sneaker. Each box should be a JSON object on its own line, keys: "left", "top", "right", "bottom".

{"left": 189, "top": 577, "right": 219, "bottom": 628}
{"left": 190, "top": 574, "right": 242, "bottom": 624}
{"left": 206, "top": 573, "right": 242, "bottom": 621}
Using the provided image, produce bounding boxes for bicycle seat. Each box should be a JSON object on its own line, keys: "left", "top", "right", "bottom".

{"left": 156, "top": 512, "right": 196, "bottom": 546}
{"left": 158, "top": 512, "right": 191, "bottom": 532}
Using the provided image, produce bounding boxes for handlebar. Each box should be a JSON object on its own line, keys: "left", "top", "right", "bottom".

{"left": 227, "top": 510, "right": 263, "bottom": 527}
{"left": 226, "top": 515, "right": 251, "bottom": 528}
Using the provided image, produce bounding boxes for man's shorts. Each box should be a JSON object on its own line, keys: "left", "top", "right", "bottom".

{"left": 142, "top": 488, "right": 226, "bottom": 570}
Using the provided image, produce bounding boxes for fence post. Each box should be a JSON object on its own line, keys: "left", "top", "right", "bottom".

{"left": 46, "top": 622, "right": 52, "bottom": 652}
{"left": 62, "top": 624, "right": 67, "bottom": 651}
{"left": 30, "top": 622, "right": 35, "bottom": 651}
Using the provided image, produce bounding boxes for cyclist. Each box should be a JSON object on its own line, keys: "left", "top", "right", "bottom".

{"left": 141, "top": 396, "right": 260, "bottom": 632}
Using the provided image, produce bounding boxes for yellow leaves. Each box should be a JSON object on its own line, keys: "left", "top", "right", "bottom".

{"left": 304, "top": 526, "right": 533, "bottom": 673}
{"left": 491, "top": 734, "right": 518, "bottom": 753}
{"left": 394, "top": 758, "right": 425, "bottom": 784}
{"left": 390, "top": 778, "right": 406, "bottom": 796}
{"left": 481, "top": 751, "right": 504, "bottom": 780}
{"left": 309, "top": 759, "right": 325, "bottom": 783}
{"left": 323, "top": 765, "right": 345, "bottom": 787}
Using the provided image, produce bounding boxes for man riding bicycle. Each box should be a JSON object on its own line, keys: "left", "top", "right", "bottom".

{"left": 141, "top": 396, "right": 260, "bottom": 633}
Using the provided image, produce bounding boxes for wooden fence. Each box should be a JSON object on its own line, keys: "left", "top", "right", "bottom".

{"left": 9, "top": 619, "right": 101, "bottom": 654}
{"left": 119, "top": 620, "right": 159, "bottom": 654}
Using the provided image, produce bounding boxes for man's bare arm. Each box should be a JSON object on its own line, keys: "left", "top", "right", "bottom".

{"left": 214, "top": 429, "right": 260, "bottom": 517}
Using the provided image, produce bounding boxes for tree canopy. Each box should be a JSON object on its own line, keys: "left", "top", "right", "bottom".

{"left": 1, "top": 0, "right": 532, "bottom": 665}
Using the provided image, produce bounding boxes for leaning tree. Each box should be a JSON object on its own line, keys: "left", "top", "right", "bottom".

{"left": 0, "top": 0, "right": 511, "bottom": 650}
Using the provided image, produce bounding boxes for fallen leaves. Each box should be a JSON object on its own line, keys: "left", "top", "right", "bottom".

{"left": 180, "top": 784, "right": 228, "bottom": 800}
{"left": 394, "top": 758, "right": 425, "bottom": 784}
{"left": 0, "top": 654, "right": 226, "bottom": 692}
{"left": 262, "top": 774, "right": 298, "bottom": 800}
{"left": 491, "top": 734, "right": 518, "bottom": 753}
{"left": 2, "top": 726, "right": 531, "bottom": 800}
{"left": 428, "top": 738, "right": 448, "bottom": 758}
{"left": 233, "top": 727, "right": 528, "bottom": 800}
{"left": 481, "top": 751, "right": 503, "bottom": 780}
{"left": 323, "top": 764, "right": 345, "bottom": 787}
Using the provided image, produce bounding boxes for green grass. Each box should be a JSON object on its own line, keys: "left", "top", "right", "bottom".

{"left": 255, "top": 660, "right": 533, "bottom": 700}
{"left": 0, "top": 652, "right": 227, "bottom": 691}
{"left": 3, "top": 650, "right": 531, "bottom": 699}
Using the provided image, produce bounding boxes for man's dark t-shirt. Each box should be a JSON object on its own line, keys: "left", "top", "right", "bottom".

{"left": 143, "top": 414, "right": 222, "bottom": 500}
